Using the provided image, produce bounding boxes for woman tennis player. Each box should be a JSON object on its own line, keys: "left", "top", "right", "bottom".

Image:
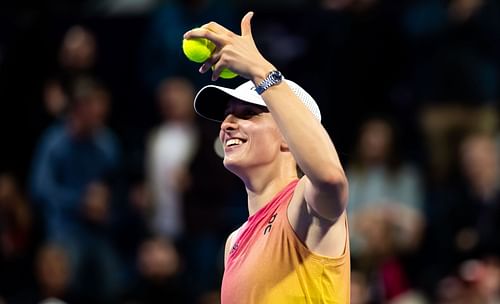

{"left": 185, "top": 11, "right": 350, "bottom": 303}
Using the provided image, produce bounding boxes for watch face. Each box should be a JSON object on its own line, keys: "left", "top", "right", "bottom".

{"left": 270, "top": 71, "right": 282, "bottom": 82}
{"left": 256, "top": 70, "right": 283, "bottom": 94}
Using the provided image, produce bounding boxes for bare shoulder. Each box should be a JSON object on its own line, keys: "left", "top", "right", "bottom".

{"left": 287, "top": 177, "right": 348, "bottom": 258}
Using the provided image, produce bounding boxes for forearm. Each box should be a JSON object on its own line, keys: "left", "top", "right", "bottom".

{"left": 251, "top": 68, "right": 346, "bottom": 186}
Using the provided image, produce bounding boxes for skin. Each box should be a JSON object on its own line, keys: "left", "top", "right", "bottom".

{"left": 184, "top": 12, "right": 349, "bottom": 264}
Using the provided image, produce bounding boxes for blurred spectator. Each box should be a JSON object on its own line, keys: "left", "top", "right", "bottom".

{"left": 459, "top": 257, "right": 500, "bottom": 303}
{"left": 139, "top": 0, "right": 237, "bottom": 92}
{"left": 145, "top": 76, "right": 243, "bottom": 299}
{"left": 420, "top": 105, "right": 498, "bottom": 184}
{"left": 449, "top": 133, "right": 500, "bottom": 260}
{"left": 436, "top": 257, "right": 500, "bottom": 304}
{"left": 59, "top": 26, "right": 97, "bottom": 74}
{"left": 435, "top": 275, "right": 467, "bottom": 304}
{"left": 5, "top": 243, "right": 77, "bottom": 304}
{"left": 34, "top": 244, "right": 76, "bottom": 304}
{"left": 122, "top": 236, "right": 190, "bottom": 304}
{"left": 350, "top": 270, "right": 371, "bottom": 304}
{"left": 348, "top": 118, "right": 425, "bottom": 256}
{"left": 42, "top": 25, "right": 99, "bottom": 123}
{"left": 43, "top": 79, "right": 68, "bottom": 120}
{"left": 29, "top": 76, "right": 123, "bottom": 303}
{"left": 0, "top": 173, "right": 32, "bottom": 262}
{"left": 347, "top": 118, "right": 426, "bottom": 302}
{"left": 420, "top": 119, "right": 499, "bottom": 299}
{"left": 0, "top": 173, "right": 35, "bottom": 301}
{"left": 146, "top": 77, "right": 198, "bottom": 241}
{"left": 424, "top": 131, "right": 500, "bottom": 300}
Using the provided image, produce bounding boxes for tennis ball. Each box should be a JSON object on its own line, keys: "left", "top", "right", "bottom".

{"left": 182, "top": 37, "right": 215, "bottom": 63}
{"left": 212, "top": 66, "right": 238, "bottom": 79}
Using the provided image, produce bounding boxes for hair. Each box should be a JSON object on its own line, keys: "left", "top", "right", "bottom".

{"left": 350, "top": 115, "right": 403, "bottom": 174}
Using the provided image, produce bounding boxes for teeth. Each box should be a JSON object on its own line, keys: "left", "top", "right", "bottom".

{"left": 226, "top": 138, "right": 243, "bottom": 147}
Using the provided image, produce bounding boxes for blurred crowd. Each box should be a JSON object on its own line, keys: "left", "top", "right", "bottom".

{"left": 1, "top": 0, "right": 500, "bottom": 303}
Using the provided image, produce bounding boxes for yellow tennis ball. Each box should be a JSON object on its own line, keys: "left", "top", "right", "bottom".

{"left": 182, "top": 37, "right": 215, "bottom": 63}
{"left": 212, "top": 66, "right": 238, "bottom": 79}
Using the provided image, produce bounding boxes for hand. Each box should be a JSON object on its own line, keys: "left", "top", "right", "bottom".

{"left": 82, "top": 182, "right": 109, "bottom": 223}
{"left": 183, "top": 12, "right": 275, "bottom": 82}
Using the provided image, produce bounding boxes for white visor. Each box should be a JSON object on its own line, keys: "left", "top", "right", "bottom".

{"left": 194, "top": 79, "right": 321, "bottom": 122}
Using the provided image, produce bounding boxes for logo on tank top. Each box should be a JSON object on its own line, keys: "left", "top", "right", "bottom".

{"left": 230, "top": 242, "right": 239, "bottom": 255}
{"left": 264, "top": 212, "right": 277, "bottom": 235}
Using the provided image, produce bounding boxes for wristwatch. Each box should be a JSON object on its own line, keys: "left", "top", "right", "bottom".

{"left": 255, "top": 70, "right": 283, "bottom": 95}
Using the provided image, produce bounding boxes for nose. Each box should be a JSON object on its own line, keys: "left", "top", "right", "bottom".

{"left": 221, "top": 114, "right": 239, "bottom": 132}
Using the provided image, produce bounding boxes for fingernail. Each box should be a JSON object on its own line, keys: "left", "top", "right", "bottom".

{"left": 200, "top": 64, "right": 210, "bottom": 73}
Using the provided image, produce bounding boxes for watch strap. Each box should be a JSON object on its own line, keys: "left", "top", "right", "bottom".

{"left": 255, "top": 70, "right": 283, "bottom": 95}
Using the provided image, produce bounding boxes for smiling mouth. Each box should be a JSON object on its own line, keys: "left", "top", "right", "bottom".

{"left": 225, "top": 138, "right": 246, "bottom": 148}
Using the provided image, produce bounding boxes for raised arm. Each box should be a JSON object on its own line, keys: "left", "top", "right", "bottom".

{"left": 183, "top": 12, "right": 348, "bottom": 222}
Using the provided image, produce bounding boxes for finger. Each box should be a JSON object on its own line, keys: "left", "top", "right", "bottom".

{"left": 199, "top": 52, "right": 220, "bottom": 74}
{"left": 202, "top": 21, "right": 232, "bottom": 36}
{"left": 240, "top": 11, "right": 254, "bottom": 37}
{"left": 211, "top": 60, "right": 225, "bottom": 81}
{"left": 199, "top": 62, "right": 211, "bottom": 74}
{"left": 183, "top": 28, "right": 224, "bottom": 47}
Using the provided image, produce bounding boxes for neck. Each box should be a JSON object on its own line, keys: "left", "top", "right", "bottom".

{"left": 234, "top": 161, "right": 297, "bottom": 216}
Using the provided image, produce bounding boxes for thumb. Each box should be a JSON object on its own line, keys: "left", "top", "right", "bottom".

{"left": 241, "top": 11, "right": 254, "bottom": 37}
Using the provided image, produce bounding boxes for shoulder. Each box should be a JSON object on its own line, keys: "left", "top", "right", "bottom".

{"left": 36, "top": 123, "right": 68, "bottom": 154}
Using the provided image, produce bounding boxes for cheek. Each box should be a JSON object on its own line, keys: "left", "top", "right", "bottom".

{"left": 252, "top": 125, "right": 282, "bottom": 152}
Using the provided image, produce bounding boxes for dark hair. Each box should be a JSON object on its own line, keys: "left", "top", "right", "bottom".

{"left": 350, "top": 116, "right": 403, "bottom": 174}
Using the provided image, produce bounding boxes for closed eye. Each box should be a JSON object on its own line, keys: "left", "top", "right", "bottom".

{"left": 239, "top": 109, "right": 259, "bottom": 118}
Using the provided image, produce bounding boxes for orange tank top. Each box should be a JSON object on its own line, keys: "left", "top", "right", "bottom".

{"left": 221, "top": 180, "right": 350, "bottom": 303}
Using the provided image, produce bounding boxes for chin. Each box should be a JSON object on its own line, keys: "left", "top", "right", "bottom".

{"left": 223, "top": 157, "right": 247, "bottom": 177}
{"left": 223, "top": 157, "right": 240, "bottom": 171}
